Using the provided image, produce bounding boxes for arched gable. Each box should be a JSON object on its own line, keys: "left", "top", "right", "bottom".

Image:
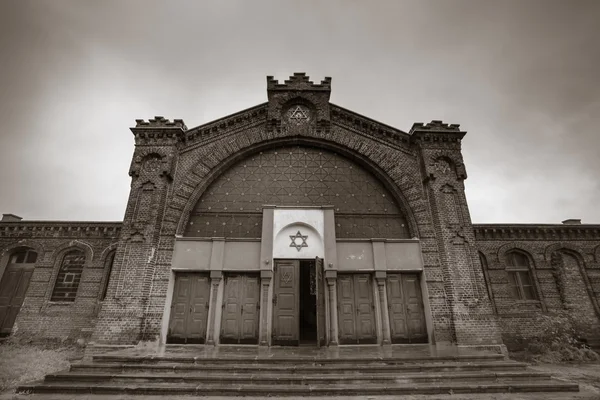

{"left": 174, "top": 137, "right": 421, "bottom": 238}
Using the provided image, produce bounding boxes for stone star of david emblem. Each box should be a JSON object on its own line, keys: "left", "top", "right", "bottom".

{"left": 289, "top": 230, "right": 308, "bottom": 251}
{"left": 288, "top": 105, "right": 310, "bottom": 121}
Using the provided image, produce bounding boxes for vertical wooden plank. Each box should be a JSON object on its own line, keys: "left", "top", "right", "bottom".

{"left": 220, "top": 274, "right": 242, "bottom": 343}
{"left": 354, "top": 274, "right": 376, "bottom": 343}
{"left": 272, "top": 260, "right": 299, "bottom": 345}
{"left": 168, "top": 274, "right": 192, "bottom": 343}
{"left": 403, "top": 273, "right": 428, "bottom": 343}
{"left": 337, "top": 274, "right": 356, "bottom": 344}
{"left": 316, "top": 257, "right": 326, "bottom": 347}
{"left": 188, "top": 274, "right": 210, "bottom": 344}
{"left": 0, "top": 252, "right": 35, "bottom": 336}
{"left": 386, "top": 273, "right": 409, "bottom": 343}
{"left": 241, "top": 275, "right": 260, "bottom": 343}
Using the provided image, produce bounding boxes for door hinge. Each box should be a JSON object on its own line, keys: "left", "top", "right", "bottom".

{"left": 241, "top": 305, "right": 244, "bottom": 313}
{"left": 206, "top": 302, "right": 209, "bottom": 309}
{"left": 257, "top": 301, "right": 260, "bottom": 310}
{"left": 272, "top": 294, "right": 277, "bottom": 305}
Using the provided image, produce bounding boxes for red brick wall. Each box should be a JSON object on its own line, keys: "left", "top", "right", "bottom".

{"left": 474, "top": 225, "right": 600, "bottom": 349}
{"left": 0, "top": 222, "right": 120, "bottom": 342}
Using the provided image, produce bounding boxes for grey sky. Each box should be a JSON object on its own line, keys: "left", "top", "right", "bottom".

{"left": 1, "top": 0, "right": 598, "bottom": 224}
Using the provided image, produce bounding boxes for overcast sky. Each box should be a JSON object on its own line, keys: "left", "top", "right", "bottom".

{"left": 0, "top": 0, "right": 598, "bottom": 224}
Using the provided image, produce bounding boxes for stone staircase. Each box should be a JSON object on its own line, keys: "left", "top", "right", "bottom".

{"left": 18, "top": 346, "right": 578, "bottom": 396}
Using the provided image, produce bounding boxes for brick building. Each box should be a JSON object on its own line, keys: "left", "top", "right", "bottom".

{"left": 1, "top": 73, "right": 599, "bottom": 353}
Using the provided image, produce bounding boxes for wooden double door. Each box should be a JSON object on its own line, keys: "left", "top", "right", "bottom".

{"left": 386, "top": 273, "right": 428, "bottom": 343}
{"left": 220, "top": 273, "right": 260, "bottom": 344}
{"left": 167, "top": 273, "right": 210, "bottom": 344}
{"left": 337, "top": 273, "right": 377, "bottom": 344}
{"left": 272, "top": 258, "right": 326, "bottom": 346}
{"left": 0, "top": 253, "right": 35, "bottom": 336}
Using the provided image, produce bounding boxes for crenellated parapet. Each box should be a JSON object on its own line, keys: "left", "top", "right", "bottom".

{"left": 131, "top": 116, "right": 187, "bottom": 146}
{"left": 410, "top": 120, "right": 466, "bottom": 149}
{"left": 267, "top": 73, "right": 332, "bottom": 133}
{"left": 134, "top": 116, "right": 187, "bottom": 129}
{"left": 267, "top": 72, "right": 332, "bottom": 91}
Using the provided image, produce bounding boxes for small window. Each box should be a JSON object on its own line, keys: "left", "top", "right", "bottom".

{"left": 9, "top": 249, "right": 37, "bottom": 264}
{"left": 51, "top": 250, "right": 85, "bottom": 302}
{"left": 506, "top": 250, "right": 537, "bottom": 300}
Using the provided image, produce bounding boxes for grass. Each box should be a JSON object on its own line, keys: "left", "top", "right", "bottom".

{"left": 0, "top": 340, "right": 83, "bottom": 393}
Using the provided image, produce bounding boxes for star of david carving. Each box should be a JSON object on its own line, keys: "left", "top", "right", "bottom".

{"left": 289, "top": 230, "right": 308, "bottom": 251}
{"left": 288, "top": 105, "right": 310, "bottom": 122}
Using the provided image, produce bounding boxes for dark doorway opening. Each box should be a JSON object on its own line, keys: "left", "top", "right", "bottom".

{"left": 299, "top": 259, "right": 317, "bottom": 344}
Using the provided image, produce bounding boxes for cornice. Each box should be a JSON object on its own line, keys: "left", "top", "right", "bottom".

{"left": 409, "top": 120, "right": 466, "bottom": 144}
{"left": 330, "top": 104, "right": 415, "bottom": 155}
{"left": 473, "top": 224, "right": 600, "bottom": 241}
{"left": 181, "top": 103, "right": 268, "bottom": 151}
{"left": 0, "top": 221, "right": 122, "bottom": 239}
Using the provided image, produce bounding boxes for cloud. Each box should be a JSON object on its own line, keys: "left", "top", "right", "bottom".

{"left": 0, "top": 0, "right": 598, "bottom": 223}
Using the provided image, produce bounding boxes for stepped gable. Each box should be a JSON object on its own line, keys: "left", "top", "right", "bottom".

{"left": 266, "top": 72, "right": 332, "bottom": 91}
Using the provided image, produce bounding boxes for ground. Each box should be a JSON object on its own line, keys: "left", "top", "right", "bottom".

{"left": 0, "top": 341, "right": 599, "bottom": 399}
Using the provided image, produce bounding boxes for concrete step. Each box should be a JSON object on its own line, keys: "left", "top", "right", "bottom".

{"left": 92, "top": 353, "right": 506, "bottom": 365}
{"left": 17, "top": 380, "right": 579, "bottom": 396}
{"left": 44, "top": 370, "right": 553, "bottom": 385}
{"left": 70, "top": 360, "right": 529, "bottom": 374}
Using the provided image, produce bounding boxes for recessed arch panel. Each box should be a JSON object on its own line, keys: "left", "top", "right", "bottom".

{"left": 184, "top": 145, "right": 410, "bottom": 239}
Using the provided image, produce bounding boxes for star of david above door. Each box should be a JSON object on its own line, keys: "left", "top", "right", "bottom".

{"left": 286, "top": 105, "right": 310, "bottom": 124}
{"left": 289, "top": 230, "right": 308, "bottom": 251}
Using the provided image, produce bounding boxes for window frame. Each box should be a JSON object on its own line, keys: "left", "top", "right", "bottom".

{"left": 50, "top": 249, "right": 86, "bottom": 303}
{"left": 505, "top": 250, "right": 538, "bottom": 301}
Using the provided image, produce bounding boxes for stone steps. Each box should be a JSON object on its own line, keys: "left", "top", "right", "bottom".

{"left": 46, "top": 370, "right": 552, "bottom": 385}
{"left": 70, "top": 360, "right": 529, "bottom": 374}
{"left": 91, "top": 353, "right": 506, "bottom": 365}
{"left": 17, "top": 381, "right": 580, "bottom": 396}
{"left": 17, "top": 350, "right": 579, "bottom": 396}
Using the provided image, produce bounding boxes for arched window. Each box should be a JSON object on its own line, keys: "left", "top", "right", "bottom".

{"left": 51, "top": 250, "right": 85, "bottom": 302}
{"left": 9, "top": 249, "right": 38, "bottom": 264}
{"left": 506, "top": 251, "right": 537, "bottom": 300}
{"left": 100, "top": 251, "right": 115, "bottom": 301}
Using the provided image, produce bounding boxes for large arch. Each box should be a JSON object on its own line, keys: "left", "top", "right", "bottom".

{"left": 175, "top": 137, "right": 420, "bottom": 238}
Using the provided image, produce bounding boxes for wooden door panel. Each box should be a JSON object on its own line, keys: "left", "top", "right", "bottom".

{"left": 316, "top": 257, "right": 326, "bottom": 347}
{"left": 221, "top": 275, "right": 242, "bottom": 343}
{"left": 387, "top": 274, "right": 409, "bottom": 342}
{"left": 387, "top": 273, "right": 427, "bottom": 343}
{"left": 188, "top": 275, "right": 210, "bottom": 343}
{"left": 168, "top": 273, "right": 209, "bottom": 344}
{"left": 0, "top": 267, "right": 21, "bottom": 333}
{"left": 354, "top": 274, "right": 376, "bottom": 343}
{"left": 272, "top": 260, "right": 299, "bottom": 345}
{"left": 241, "top": 275, "right": 259, "bottom": 343}
{"left": 168, "top": 274, "right": 191, "bottom": 343}
{"left": 337, "top": 274, "right": 356, "bottom": 343}
{"left": 402, "top": 274, "right": 427, "bottom": 342}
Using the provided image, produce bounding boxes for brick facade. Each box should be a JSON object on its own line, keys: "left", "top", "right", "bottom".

{"left": 1, "top": 73, "right": 598, "bottom": 349}
{"left": 474, "top": 224, "right": 600, "bottom": 349}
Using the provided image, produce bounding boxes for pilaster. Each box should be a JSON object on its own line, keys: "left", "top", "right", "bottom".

{"left": 375, "top": 271, "right": 391, "bottom": 345}
{"left": 205, "top": 270, "right": 222, "bottom": 345}
{"left": 411, "top": 120, "right": 503, "bottom": 346}
{"left": 92, "top": 117, "right": 186, "bottom": 345}
{"left": 325, "top": 269, "right": 338, "bottom": 346}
